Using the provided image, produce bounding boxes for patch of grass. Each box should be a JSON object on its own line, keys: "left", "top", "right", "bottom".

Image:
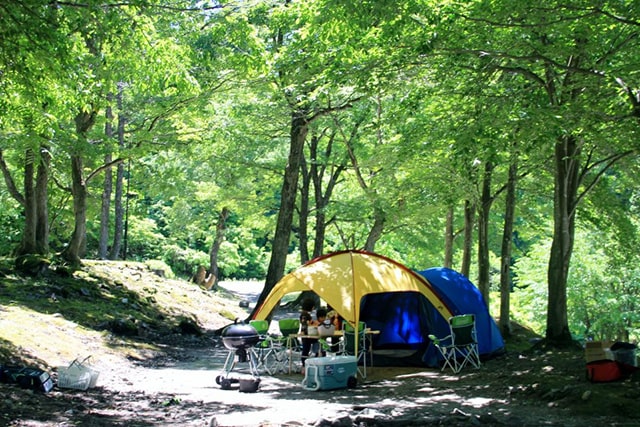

{"left": 0, "top": 260, "right": 248, "bottom": 369}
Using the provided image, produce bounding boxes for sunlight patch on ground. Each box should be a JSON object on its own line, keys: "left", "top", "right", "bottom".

{"left": 374, "top": 397, "right": 422, "bottom": 413}
{"left": 395, "top": 369, "right": 484, "bottom": 383}
{"left": 423, "top": 392, "right": 505, "bottom": 408}
{"left": 396, "top": 370, "right": 441, "bottom": 379}
{"left": 394, "top": 370, "right": 472, "bottom": 384}
{"left": 464, "top": 396, "right": 502, "bottom": 407}
{"left": 0, "top": 305, "right": 121, "bottom": 366}
{"left": 427, "top": 391, "right": 461, "bottom": 402}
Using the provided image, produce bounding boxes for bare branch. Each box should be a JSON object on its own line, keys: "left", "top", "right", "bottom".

{"left": 0, "top": 149, "right": 25, "bottom": 206}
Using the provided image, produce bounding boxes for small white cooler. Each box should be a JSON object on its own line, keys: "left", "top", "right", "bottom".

{"left": 301, "top": 355, "right": 358, "bottom": 391}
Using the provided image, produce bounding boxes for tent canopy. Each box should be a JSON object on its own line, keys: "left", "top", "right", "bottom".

{"left": 362, "top": 267, "right": 505, "bottom": 366}
{"left": 252, "top": 250, "right": 453, "bottom": 329}
{"left": 419, "top": 267, "right": 505, "bottom": 358}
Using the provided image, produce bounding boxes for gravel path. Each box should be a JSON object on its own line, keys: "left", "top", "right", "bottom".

{"left": 95, "top": 281, "right": 367, "bottom": 427}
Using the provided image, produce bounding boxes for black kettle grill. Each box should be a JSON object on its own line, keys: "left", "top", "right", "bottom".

{"left": 216, "top": 320, "right": 261, "bottom": 391}
{"left": 221, "top": 321, "right": 260, "bottom": 360}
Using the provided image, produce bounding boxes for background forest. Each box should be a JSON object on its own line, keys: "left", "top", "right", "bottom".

{"left": 1, "top": 1, "right": 639, "bottom": 346}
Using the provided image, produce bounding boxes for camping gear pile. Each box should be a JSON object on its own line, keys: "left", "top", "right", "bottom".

{"left": 1, "top": 357, "right": 99, "bottom": 393}
{"left": 216, "top": 320, "right": 261, "bottom": 391}
{"left": 0, "top": 365, "right": 54, "bottom": 393}
{"left": 585, "top": 341, "right": 638, "bottom": 382}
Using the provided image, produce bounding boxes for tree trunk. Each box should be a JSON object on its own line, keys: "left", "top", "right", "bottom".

{"left": 62, "top": 155, "right": 88, "bottom": 264}
{"left": 477, "top": 161, "right": 493, "bottom": 304}
{"left": 312, "top": 198, "right": 326, "bottom": 260}
{"left": 298, "top": 155, "right": 311, "bottom": 264}
{"left": 461, "top": 200, "right": 474, "bottom": 277}
{"left": 208, "top": 207, "right": 230, "bottom": 290}
{"left": 499, "top": 160, "right": 518, "bottom": 337}
{"left": 99, "top": 153, "right": 113, "bottom": 259}
{"left": 34, "top": 145, "right": 50, "bottom": 255}
{"left": 16, "top": 149, "right": 37, "bottom": 257}
{"left": 110, "top": 87, "right": 126, "bottom": 259}
{"left": 444, "top": 206, "right": 454, "bottom": 268}
{"left": 61, "top": 110, "right": 96, "bottom": 265}
{"left": 546, "top": 135, "right": 579, "bottom": 344}
{"left": 309, "top": 132, "right": 344, "bottom": 260}
{"left": 12, "top": 147, "right": 50, "bottom": 274}
{"left": 110, "top": 161, "right": 125, "bottom": 259}
{"left": 0, "top": 149, "right": 25, "bottom": 206}
{"left": 364, "top": 208, "right": 385, "bottom": 252}
{"left": 99, "top": 98, "right": 114, "bottom": 259}
{"left": 253, "top": 111, "right": 309, "bottom": 315}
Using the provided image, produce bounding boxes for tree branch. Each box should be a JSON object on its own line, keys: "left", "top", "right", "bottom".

{"left": 574, "top": 149, "right": 636, "bottom": 212}
{"left": 0, "top": 149, "right": 25, "bottom": 206}
{"left": 86, "top": 157, "right": 126, "bottom": 183}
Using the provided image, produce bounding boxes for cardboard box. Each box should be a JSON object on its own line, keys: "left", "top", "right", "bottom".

{"left": 585, "top": 341, "right": 614, "bottom": 363}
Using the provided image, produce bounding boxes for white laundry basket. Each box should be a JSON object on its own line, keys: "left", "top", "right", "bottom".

{"left": 57, "top": 357, "right": 100, "bottom": 391}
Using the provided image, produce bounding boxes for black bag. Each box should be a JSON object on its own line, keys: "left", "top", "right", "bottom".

{"left": 0, "top": 366, "right": 54, "bottom": 393}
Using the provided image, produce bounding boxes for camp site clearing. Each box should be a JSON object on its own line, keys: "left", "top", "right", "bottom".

{"left": 0, "top": 261, "right": 638, "bottom": 426}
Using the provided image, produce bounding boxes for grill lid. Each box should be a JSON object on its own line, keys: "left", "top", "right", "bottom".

{"left": 222, "top": 320, "right": 259, "bottom": 349}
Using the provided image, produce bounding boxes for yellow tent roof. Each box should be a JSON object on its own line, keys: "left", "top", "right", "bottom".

{"left": 252, "top": 250, "right": 453, "bottom": 329}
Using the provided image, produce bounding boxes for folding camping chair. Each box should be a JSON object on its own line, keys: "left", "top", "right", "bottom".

{"left": 343, "top": 321, "right": 370, "bottom": 378}
{"left": 267, "top": 318, "right": 300, "bottom": 374}
{"left": 318, "top": 335, "right": 344, "bottom": 357}
{"left": 249, "top": 319, "right": 280, "bottom": 375}
{"left": 428, "top": 314, "right": 481, "bottom": 374}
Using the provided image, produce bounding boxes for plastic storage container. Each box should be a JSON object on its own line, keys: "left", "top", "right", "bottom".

{"left": 611, "top": 342, "right": 637, "bottom": 367}
{"left": 301, "top": 355, "right": 357, "bottom": 391}
{"left": 57, "top": 358, "right": 100, "bottom": 391}
{"left": 613, "top": 349, "right": 637, "bottom": 367}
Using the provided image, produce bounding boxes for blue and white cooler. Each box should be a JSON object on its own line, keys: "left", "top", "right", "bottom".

{"left": 301, "top": 355, "right": 358, "bottom": 391}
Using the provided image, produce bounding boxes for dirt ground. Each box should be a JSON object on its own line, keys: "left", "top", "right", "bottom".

{"left": 1, "top": 273, "right": 640, "bottom": 426}
{"left": 2, "top": 326, "right": 640, "bottom": 426}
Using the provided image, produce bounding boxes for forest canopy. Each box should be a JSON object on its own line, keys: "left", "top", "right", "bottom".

{"left": 1, "top": 0, "right": 639, "bottom": 345}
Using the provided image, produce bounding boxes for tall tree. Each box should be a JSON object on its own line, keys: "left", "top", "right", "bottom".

{"left": 452, "top": 1, "right": 640, "bottom": 343}
{"left": 62, "top": 110, "right": 98, "bottom": 264}
{"left": 499, "top": 153, "right": 518, "bottom": 337}
{"left": 99, "top": 98, "right": 114, "bottom": 260}
{"left": 252, "top": 0, "right": 372, "bottom": 313}
{"left": 298, "top": 128, "right": 346, "bottom": 261}
{"left": 477, "top": 161, "right": 494, "bottom": 303}
{"left": 309, "top": 129, "right": 347, "bottom": 259}
{"left": 109, "top": 86, "right": 127, "bottom": 260}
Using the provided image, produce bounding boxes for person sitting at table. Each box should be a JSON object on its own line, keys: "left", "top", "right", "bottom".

{"left": 326, "top": 305, "right": 342, "bottom": 353}
{"left": 301, "top": 306, "right": 328, "bottom": 368}
{"left": 299, "top": 298, "right": 314, "bottom": 335}
{"left": 312, "top": 308, "right": 328, "bottom": 357}
{"left": 300, "top": 298, "right": 315, "bottom": 369}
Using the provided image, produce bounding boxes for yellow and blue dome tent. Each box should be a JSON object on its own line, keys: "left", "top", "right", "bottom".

{"left": 251, "top": 250, "right": 504, "bottom": 366}
{"left": 250, "top": 250, "right": 451, "bottom": 359}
